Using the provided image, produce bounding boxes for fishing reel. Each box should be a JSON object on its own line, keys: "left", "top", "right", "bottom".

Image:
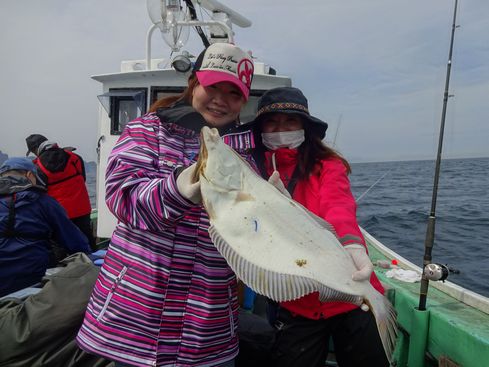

{"left": 423, "top": 263, "right": 460, "bottom": 282}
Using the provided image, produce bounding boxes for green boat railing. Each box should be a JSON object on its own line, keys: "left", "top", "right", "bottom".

{"left": 364, "top": 229, "right": 489, "bottom": 367}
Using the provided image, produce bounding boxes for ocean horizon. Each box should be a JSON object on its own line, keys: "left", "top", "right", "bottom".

{"left": 84, "top": 157, "right": 489, "bottom": 297}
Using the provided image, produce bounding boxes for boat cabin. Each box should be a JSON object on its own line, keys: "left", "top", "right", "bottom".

{"left": 92, "top": 0, "right": 292, "bottom": 238}
{"left": 94, "top": 59, "right": 291, "bottom": 238}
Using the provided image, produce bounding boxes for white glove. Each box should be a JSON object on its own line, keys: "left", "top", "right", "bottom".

{"left": 345, "top": 244, "right": 374, "bottom": 282}
{"left": 268, "top": 171, "right": 291, "bottom": 198}
{"left": 176, "top": 163, "right": 201, "bottom": 204}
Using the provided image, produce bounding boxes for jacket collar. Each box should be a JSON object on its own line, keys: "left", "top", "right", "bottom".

{"left": 156, "top": 101, "right": 238, "bottom": 135}
{"left": 0, "top": 176, "right": 46, "bottom": 195}
{"left": 264, "top": 148, "right": 298, "bottom": 173}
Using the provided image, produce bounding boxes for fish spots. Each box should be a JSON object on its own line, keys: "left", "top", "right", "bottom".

{"left": 295, "top": 259, "right": 307, "bottom": 267}
{"left": 236, "top": 191, "right": 255, "bottom": 202}
{"left": 244, "top": 216, "right": 259, "bottom": 232}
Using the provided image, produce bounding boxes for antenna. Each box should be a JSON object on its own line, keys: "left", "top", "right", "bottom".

{"left": 332, "top": 113, "right": 343, "bottom": 147}
{"left": 194, "top": 0, "right": 252, "bottom": 28}
{"left": 145, "top": 0, "right": 251, "bottom": 69}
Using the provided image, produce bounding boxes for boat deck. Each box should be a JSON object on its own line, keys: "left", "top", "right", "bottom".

{"left": 368, "top": 241, "right": 489, "bottom": 367}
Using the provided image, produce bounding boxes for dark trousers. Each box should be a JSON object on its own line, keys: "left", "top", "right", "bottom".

{"left": 271, "top": 307, "right": 389, "bottom": 367}
{"left": 71, "top": 214, "right": 96, "bottom": 251}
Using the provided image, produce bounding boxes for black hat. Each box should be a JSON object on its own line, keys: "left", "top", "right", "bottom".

{"left": 25, "top": 134, "right": 47, "bottom": 156}
{"left": 246, "top": 87, "right": 328, "bottom": 139}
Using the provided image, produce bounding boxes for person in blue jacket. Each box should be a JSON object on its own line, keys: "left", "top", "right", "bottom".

{"left": 0, "top": 157, "right": 90, "bottom": 297}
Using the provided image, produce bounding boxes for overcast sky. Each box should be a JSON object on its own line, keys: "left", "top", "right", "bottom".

{"left": 1, "top": 0, "right": 488, "bottom": 163}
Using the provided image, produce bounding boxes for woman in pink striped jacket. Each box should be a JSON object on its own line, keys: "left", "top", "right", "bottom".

{"left": 77, "top": 43, "right": 255, "bottom": 367}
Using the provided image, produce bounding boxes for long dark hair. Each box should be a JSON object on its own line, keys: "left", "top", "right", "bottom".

{"left": 298, "top": 124, "right": 351, "bottom": 178}
{"left": 148, "top": 75, "right": 199, "bottom": 112}
{"left": 253, "top": 119, "right": 351, "bottom": 180}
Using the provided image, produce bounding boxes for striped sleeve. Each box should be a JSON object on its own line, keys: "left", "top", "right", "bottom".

{"left": 223, "top": 130, "right": 259, "bottom": 172}
{"left": 105, "top": 115, "right": 197, "bottom": 232}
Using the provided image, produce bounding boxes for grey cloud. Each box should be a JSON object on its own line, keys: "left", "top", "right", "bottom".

{"left": 1, "top": 0, "right": 488, "bottom": 162}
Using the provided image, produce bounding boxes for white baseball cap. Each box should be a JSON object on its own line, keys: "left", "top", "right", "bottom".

{"left": 193, "top": 43, "right": 254, "bottom": 100}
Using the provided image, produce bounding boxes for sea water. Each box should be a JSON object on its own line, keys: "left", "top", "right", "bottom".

{"left": 86, "top": 157, "right": 489, "bottom": 297}
{"left": 350, "top": 157, "right": 489, "bottom": 298}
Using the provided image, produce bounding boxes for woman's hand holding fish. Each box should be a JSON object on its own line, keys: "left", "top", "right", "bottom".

{"left": 268, "top": 171, "right": 291, "bottom": 198}
{"left": 344, "top": 244, "right": 374, "bottom": 281}
{"left": 176, "top": 163, "right": 202, "bottom": 204}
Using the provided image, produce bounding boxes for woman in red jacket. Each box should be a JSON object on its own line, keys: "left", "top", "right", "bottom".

{"left": 246, "top": 87, "right": 389, "bottom": 367}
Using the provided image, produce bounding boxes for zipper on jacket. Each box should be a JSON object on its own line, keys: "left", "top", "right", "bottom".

{"left": 228, "top": 286, "right": 235, "bottom": 337}
{"left": 97, "top": 266, "right": 128, "bottom": 321}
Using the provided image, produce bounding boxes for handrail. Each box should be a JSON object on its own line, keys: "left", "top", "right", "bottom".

{"left": 145, "top": 20, "right": 233, "bottom": 71}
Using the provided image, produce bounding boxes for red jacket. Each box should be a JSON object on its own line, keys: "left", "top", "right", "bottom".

{"left": 263, "top": 148, "right": 384, "bottom": 319}
{"left": 35, "top": 151, "right": 91, "bottom": 219}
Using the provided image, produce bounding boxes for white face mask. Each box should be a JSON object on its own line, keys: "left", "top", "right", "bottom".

{"left": 261, "top": 130, "right": 305, "bottom": 150}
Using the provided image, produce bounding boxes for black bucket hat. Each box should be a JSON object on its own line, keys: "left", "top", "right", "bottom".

{"left": 25, "top": 134, "right": 48, "bottom": 156}
{"left": 245, "top": 87, "right": 328, "bottom": 139}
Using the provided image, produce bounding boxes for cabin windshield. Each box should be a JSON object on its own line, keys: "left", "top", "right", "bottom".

{"left": 97, "top": 89, "right": 147, "bottom": 135}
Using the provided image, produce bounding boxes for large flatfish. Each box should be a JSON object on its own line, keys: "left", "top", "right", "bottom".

{"left": 196, "top": 126, "right": 397, "bottom": 362}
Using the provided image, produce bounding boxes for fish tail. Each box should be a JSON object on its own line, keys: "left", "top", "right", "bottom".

{"left": 364, "top": 287, "right": 398, "bottom": 365}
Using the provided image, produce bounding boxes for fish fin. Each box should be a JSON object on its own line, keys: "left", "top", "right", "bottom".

{"left": 209, "top": 224, "right": 359, "bottom": 304}
{"left": 235, "top": 191, "right": 255, "bottom": 202}
{"left": 315, "top": 284, "right": 363, "bottom": 304}
{"left": 364, "top": 287, "right": 398, "bottom": 365}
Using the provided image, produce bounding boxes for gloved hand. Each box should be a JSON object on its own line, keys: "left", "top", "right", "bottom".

{"left": 268, "top": 171, "right": 291, "bottom": 198}
{"left": 345, "top": 244, "right": 374, "bottom": 282}
{"left": 176, "top": 163, "right": 201, "bottom": 204}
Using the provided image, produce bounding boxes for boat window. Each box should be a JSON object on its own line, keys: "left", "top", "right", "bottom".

{"left": 150, "top": 86, "right": 186, "bottom": 105}
{"left": 97, "top": 89, "right": 147, "bottom": 135}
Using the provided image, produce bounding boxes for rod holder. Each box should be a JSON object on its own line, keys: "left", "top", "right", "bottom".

{"left": 408, "top": 307, "right": 430, "bottom": 367}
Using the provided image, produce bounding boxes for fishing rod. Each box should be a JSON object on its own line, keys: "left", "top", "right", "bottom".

{"left": 355, "top": 170, "right": 390, "bottom": 203}
{"left": 418, "top": 0, "right": 459, "bottom": 311}
{"left": 332, "top": 113, "right": 342, "bottom": 148}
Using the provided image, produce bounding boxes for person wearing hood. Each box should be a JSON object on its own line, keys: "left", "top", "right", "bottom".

{"left": 243, "top": 87, "right": 389, "bottom": 367}
{"left": 25, "top": 134, "right": 94, "bottom": 249}
{"left": 76, "top": 43, "right": 255, "bottom": 367}
{"left": 0, "top": 158, "right": 90, "bottom": 297}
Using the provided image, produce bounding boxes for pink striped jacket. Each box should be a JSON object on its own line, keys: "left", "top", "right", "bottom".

{"left": 76, "top": 112, "right": 255, "bottom": 367}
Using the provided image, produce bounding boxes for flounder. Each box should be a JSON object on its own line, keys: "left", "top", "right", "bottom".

{"left": 196, "top": 126, "right": 397, "bottom": 362}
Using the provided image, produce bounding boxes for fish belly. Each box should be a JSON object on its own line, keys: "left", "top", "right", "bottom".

{"left": 199, "top": 127, "right": 397, "bottom": 364}
{"left": 201, "top": 163, "right": 366, "bottom": 304}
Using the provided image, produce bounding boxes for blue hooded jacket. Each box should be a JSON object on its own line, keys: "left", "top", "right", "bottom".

{"left": 0, "top": 160, "right": 90, "bottom": 297}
